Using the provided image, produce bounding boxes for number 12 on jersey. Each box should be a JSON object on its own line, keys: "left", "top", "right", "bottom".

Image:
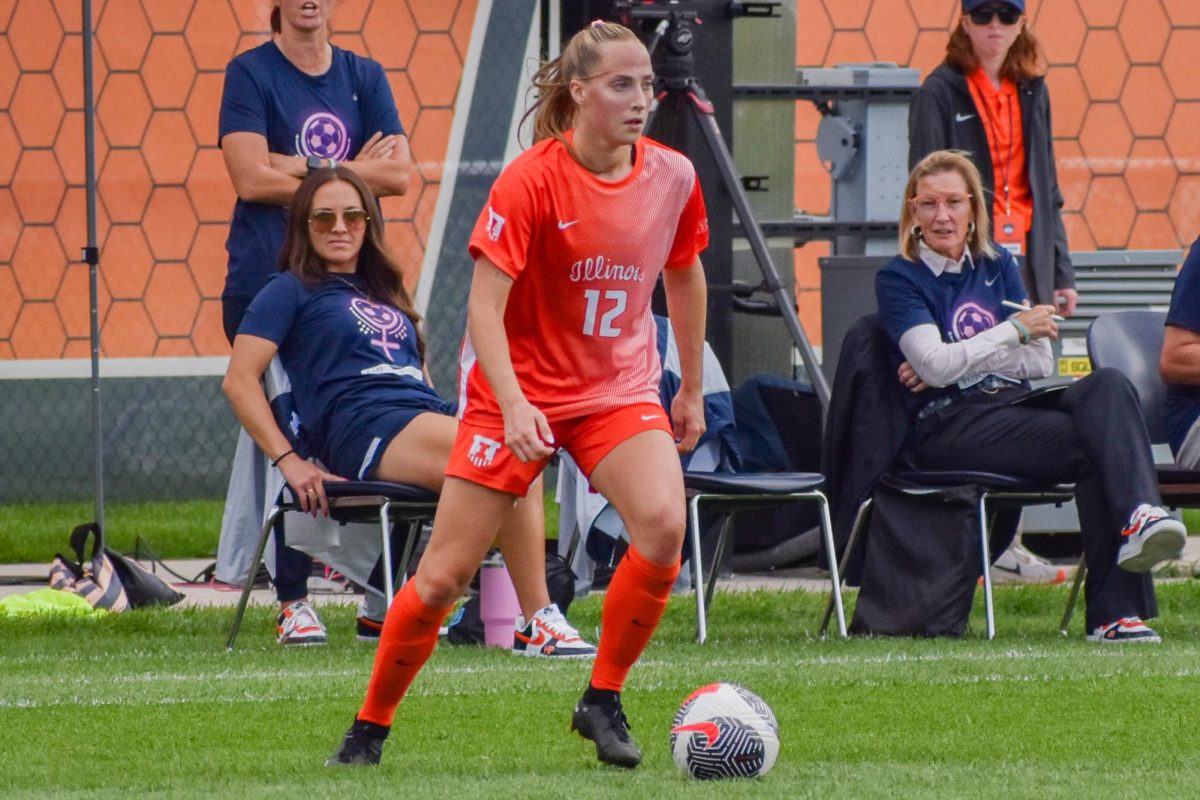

{"left": 581, "top": 289, "right": 627, "bottom": 338}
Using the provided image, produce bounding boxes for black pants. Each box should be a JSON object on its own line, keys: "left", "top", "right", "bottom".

{"left": 911, "top": 368, "right": 1158, "bottom": 630}
{"left": 225, "top": 295, "right": 313, "bottom": 604}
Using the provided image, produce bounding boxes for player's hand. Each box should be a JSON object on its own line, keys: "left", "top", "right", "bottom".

{"left": 355, "top": 131, "right": 398, "bottom": 161}
{"left": 670, "top": 387, "right": 706, "bottom": 455}
{"left": 279, "top": 456, "right": 345, "bottom": 517}
{"left": 1015, "top": 305, "right": 1059, "bottom": 341}
{"left": 897, "top": 361, "right": 927, "bottom": 393}
{"left": 502, "top": 399, "right": 555, "bottom": 463}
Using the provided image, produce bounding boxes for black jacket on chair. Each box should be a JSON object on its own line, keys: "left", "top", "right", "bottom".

{"left": 821, "top": 315, "right": 912, "bottom": 583}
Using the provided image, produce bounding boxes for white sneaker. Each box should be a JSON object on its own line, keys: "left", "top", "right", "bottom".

{"left": 990, "top": 542, "right": 1068, "bottom": 585}
{"left": 1117, "top": 504, "right": 1187, "bottom": 573}
{"left": 1086, "top": 617, "right": 1161, "bottom": 644}
{"left": 277, "top": 599, "right": 328, "bottom": 646}
{"left": 512, "top": 604, "right": 596, "bottom": 659}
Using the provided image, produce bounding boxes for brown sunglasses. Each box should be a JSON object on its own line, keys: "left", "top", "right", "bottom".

{"left": 308, "top": 208, "right": 370, "bottom": 233}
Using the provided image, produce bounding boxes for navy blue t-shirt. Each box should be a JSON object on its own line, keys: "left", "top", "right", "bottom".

{"left": 876, "top": 247, "right": 1029, "bottom": 415}
{"left": 1164, "top": 237, "right": 1200, "bottom": 454}
{"left": 239, "top": 272, "right": 444, "bottom": 468}
{"left": 218, "top": 42, "right": 404, "bottom": 301}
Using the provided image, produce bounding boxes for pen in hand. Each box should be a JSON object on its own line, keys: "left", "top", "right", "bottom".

{"left": 1002, "top": 299, "right": 1065, "bottom": 322}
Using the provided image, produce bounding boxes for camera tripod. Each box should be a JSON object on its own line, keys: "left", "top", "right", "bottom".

{"left": 629, "top": 5, "right": 831, "bottom": 409}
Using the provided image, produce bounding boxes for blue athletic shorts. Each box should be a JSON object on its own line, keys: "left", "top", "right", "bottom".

{"left": 324, "top": 397, "right": 454, "bottom": 480}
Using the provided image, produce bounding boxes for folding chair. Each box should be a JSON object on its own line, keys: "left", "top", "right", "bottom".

{"left": 818, "top": 470, "right": 1075, "bottom": 640}
{"left": 1072, "top": 311, "right": 1200, "bottom": 634}
{"left": 684, "top": 471, "right": 846, "bottom": 643}
{"left": 225, "top": 479, "right": 438, "bottom": 651}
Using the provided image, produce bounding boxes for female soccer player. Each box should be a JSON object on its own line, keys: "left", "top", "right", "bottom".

{"left": 329, "top": 20, "right": 709, "bottom": 769}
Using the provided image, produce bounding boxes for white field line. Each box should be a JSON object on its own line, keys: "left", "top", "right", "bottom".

{"left": 5, "top": 646, "right": 1200, "bottom": 709}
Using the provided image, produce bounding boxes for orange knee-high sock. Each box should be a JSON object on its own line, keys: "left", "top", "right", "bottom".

{"left": 357, "top": 580, "right": 454, "bottom": 727}
{"left": 590, "top": 545, "right": 680, "bottom": 692}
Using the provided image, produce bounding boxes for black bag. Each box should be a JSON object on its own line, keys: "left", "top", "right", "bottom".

{"left": 849, "top": 478, "right": 984, "bottom": 637}
{"left": 52, "top": 523, "right": 184, "bottom": 610}
{"left": 446, "top": 546, "right": 576, "bottom": 646}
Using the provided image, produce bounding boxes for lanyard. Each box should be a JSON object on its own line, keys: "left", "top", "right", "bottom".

{"left": 978, "top": 83, "right": 1015, "bottom": 216}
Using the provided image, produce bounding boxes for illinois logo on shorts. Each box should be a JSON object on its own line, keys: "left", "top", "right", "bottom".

{"left": 468, "top": 434, "right": 503, "bottom": 468}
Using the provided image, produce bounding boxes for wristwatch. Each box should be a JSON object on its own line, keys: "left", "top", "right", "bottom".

{"left": 306, "top": 155, "right": 326, "bottom": 173}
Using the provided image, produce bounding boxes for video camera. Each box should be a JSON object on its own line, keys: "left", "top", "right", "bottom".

{"left": 612, "top": 1, "right": 779, "bottom": 83}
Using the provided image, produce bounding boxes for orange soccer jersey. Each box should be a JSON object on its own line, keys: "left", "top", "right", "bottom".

{"left": 463, "top": 132, "right": 708, "bottom": 424}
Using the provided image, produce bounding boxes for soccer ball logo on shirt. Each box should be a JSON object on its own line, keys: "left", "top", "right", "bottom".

{"left": 349, "top": 298, "right": 408, "bottom": 362}
{"left": 951, "top": 302, "right": 995, "bottom": 341}
{"left": 300, "top": 112, "right": 350, "bottom": 162}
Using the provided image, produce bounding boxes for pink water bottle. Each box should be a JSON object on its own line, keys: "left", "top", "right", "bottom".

{"left": 479, "top": 559, "right": 521, "bottom": 649}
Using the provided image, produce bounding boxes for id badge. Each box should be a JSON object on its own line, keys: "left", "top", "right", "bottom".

{"left": 995, "top": 212, "right": 1027, "bottom": 255}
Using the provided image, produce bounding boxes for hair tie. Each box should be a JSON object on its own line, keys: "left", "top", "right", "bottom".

{"left": 590, "top": 18, "right": 607, "bottom": 28}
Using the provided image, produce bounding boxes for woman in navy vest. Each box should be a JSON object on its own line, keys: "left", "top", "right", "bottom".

{"left": 876, "top": 150, "right": 1184, "bottom": 644}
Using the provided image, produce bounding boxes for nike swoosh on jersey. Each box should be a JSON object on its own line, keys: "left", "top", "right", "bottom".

{"left": 640, "top": 414, "right": 661, "bottom": 421}
{"left": 955, "top": 112, "right": 976, "bottom": 122}
{"left": 985, "top": 275, "right": 999, "bottom": 286}
{"left": 557, "top": 219, "right": 579, "bottom": 229}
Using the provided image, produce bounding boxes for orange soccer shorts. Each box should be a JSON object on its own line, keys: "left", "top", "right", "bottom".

{"left": 445, "top": 402, "right": 674, "bottom": 496}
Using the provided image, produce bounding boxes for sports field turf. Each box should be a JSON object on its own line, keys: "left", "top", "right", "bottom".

{"left": 5, "top": 583, "right": 1200, "bottom": 799}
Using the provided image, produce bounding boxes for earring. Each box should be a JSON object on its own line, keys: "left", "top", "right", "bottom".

{"left": 910, "top": 224, "right": 922, "bottom": 239}
{"left": 967, "top": 221, "right": 976, "bottom": 236}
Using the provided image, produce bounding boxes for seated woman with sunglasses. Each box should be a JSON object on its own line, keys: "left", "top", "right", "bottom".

{"left": 222, "top": 167, "right": 594, "bottom": 658}
{"left": 876, "top": 150, "right": 1185, "bottom": 644}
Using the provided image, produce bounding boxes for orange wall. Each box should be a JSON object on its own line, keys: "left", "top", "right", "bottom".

{"left": 794, "top": 0, "right": 1200, "bottom": 345}
{"left": 2, "top": 0, "right": 1197, "bottom": 358}
{"left": 0, "top": 0, "right": 475, "bottom": 359}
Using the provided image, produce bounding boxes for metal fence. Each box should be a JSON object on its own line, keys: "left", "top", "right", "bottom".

{"left": 0, "top": 375, "right": 236, "bottom": 502}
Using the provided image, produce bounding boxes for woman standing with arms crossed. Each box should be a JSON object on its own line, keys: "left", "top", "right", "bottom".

{"left": 218, "top": 0, "right": 410, "bottom": 644}
{"left": 328, "top": 21, "right": 709, "bottom": 769}
{"left": 909, "top": 0, "right": 1074, "bottom": 315}
{"left": 908, "top": 0, "right": 1076, "bottom": 583}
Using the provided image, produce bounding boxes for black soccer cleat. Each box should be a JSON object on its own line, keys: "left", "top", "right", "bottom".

{"left": 325, "top": 719, "right": 389, "bottom": 767}
{"left": 570, "top": 697, "right": 643, "bottom": 768}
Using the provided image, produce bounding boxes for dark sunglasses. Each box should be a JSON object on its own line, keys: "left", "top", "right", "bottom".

{"left": 308, "top": 208, "right": 370, "bottom": 233}
{"left": 968, "top": 5, "right": 1022, "bottom": 25}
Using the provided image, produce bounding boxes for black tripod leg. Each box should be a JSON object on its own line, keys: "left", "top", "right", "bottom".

{"left": 682, "top": 86, "right": 831, "bottom": 410}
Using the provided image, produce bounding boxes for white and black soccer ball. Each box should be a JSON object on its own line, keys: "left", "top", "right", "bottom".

{"left": 669, "top": 682, "right": 780, "bottom": 780}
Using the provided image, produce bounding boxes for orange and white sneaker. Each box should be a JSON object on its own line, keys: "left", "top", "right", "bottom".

{"left": 277, "top": 599, "right": 328, "bottom": 646}
{"left": 1087, "top": 617, "right": 1161, "bottom": 644}
{"left": 1117, "top": 504, "right": 1187, "bottom": 573}
{"left": 513, "top": 604, "right": 596, "bottom": 659}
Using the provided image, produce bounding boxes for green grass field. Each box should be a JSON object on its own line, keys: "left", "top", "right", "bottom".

{"left": 5, "top": 583, "right": 1200, "bottom": 799}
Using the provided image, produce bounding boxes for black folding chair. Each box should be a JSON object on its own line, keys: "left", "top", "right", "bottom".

{"left": 684, "top": 471, "right": 846, "bottom": 643}
{"left": 225, "top": 480, "right": 438, "bottom": 651}
{"left": 1071, "top": 311, "right": 1200, "bottom": 633}
{"left": 819, "top": 470, "right": 1075, "bottom": 640}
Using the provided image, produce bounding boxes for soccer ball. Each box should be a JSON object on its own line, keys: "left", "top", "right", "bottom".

{"left": 669, "top": 683, "right": 780, "bottom": 780}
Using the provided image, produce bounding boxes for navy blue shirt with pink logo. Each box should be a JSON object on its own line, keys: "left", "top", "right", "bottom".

{"left": 239, "top": 272, "right": 448, "bottom": 477}
{"left": 876, "top": 247, "right": 1029, "bottom": 416}
{"left": 218, "top": 41, "right": 403, "bottom": 301}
